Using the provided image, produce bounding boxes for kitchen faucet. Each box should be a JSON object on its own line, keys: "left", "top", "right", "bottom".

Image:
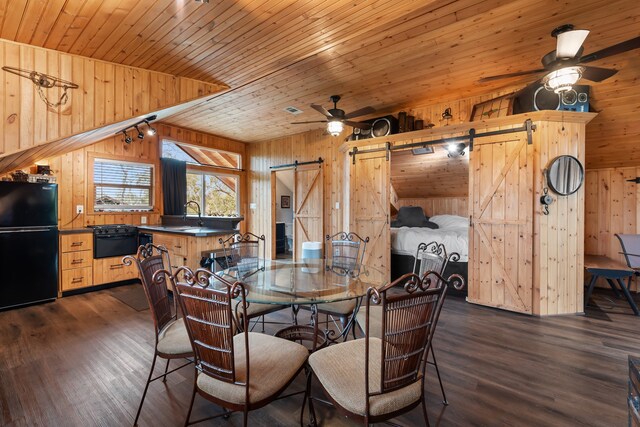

{"left": 183, "top": 200, "right": 204, "bottom": 226}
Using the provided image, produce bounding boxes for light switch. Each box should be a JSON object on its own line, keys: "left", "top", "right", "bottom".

{"left": 335, "top": 202, "right": 340, "bottom": 210}
{"left": 141, "top": 216, "right": 147, "bottom": 224}
{"left": 250, "top": 203, "right": 257, "bottom": 209}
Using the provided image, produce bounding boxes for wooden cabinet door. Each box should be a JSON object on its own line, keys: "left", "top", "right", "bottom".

{"left": 468, "top": 134, "right": 533, "bottom": 314}
{"left": 349, "top": 147, "right": 390, "bottom": 278}
{"left": 294, "top": 164, "right": 324, "bottom": 260}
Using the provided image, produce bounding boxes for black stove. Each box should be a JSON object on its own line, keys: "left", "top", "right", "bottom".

{"left": 89, "top": 224, "right": 139, "bottom": 258}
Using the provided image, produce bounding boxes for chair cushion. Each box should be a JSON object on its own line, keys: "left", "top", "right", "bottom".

{"left": 317, "top": 299, "right": 357, "bottom": 316}
{"left": 308, "top": 338, "right": 422, "bottom": 417}
{"left": 238, "top": 301, "right": 287, "bottom": 318}
{"left": 356, "top": 306, "right": 382, "bottom": 339}
{"left": 156, "top": 318, "right": 193, "bottom": 356}
{"left": 196, "top": 332, "right": 308, "bottom": 405}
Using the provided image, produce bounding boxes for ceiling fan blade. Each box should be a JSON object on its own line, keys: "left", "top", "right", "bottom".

{"left": 311, "top": 103, "right": 333, "bottom": 118}
{"left": 556, "top": 29, "right": 589, "bottom": 58}
{"left": 344, "top": 120, "right": 372, "bottom": 130}
{"left": 581, "top": 66, "right": 618, "bottom": 82}
{"left": 580, "top": 36, "right": 640, "bottom": 63}
{"left": 479, "top": 69, "right": 546, "bottom": 83}
{"left": 344, "top": 106, "right": 376, "bottom": 119}
{"left": 291, "top": 120, "right": 328, "bottom": 124}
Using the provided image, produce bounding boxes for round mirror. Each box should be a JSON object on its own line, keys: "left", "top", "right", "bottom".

{"left": 546, "top": 155, "right": 584, "bottom": 196}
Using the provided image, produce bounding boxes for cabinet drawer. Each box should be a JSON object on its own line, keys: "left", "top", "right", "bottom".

{"left": 61, "top": 267, "right": 93, "bottom": 291}
{"left": 93, "top": 257, "right": 139, "bottom": 285}
{"left": 153, "top": 233, "right": 188, "bottom": 257}
{"left": 60, "top": 234, "right": 93, "bottom": 253}
{"left": 61, "top": 250, "right": 92, "bottom": 269}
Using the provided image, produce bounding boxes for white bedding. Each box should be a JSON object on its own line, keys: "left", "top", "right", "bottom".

{"left": 391, "top": 215, "right": 469, "bottom": 262}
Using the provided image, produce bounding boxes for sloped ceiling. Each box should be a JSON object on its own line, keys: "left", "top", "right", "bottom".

{"left": 1, "top": 0, "right": 639, "bottom": 168}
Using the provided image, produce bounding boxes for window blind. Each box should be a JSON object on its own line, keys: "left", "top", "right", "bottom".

{"left": 93, "top": 159, "right": 153, "bottom": 211}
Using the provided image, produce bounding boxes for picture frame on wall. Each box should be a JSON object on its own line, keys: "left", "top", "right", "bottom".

{"left": 281, "top": 195, "right": 290, "bottom": 209}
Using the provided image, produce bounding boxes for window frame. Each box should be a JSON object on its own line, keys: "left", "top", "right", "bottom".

{"left": 90, "top": 156, "right": 155, "bottom": 213}
{"left": 186, "top": 168, "right": 240, "bottom": 217}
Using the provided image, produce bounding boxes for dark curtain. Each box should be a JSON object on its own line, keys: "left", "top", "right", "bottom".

{"left": 161, "top": 158, "right": 187, "bottom": 215}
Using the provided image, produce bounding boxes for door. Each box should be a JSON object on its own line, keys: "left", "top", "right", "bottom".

{"left": 294, "top": 164, "right": 324, "bottom": 260}
{"left": 468, "top": 134, "right": 533, "bottom": 314}
{"left": 350, "top": 147, "right": 390, "bottom": 277}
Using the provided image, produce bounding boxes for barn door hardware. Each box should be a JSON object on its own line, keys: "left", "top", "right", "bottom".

{"left": 270, "top": 157, "right": 324, "bottom": 170}
{"left": 2, "top": 66, "right": 79, "bottom": 108}
{"left": 627, "top": 177, "right": 640, "bottom": 184}
{"left": 348, "top": 120, "right": 536, "bottom": 160}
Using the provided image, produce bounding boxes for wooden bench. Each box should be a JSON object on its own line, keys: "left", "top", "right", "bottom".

{"left": 584, "top": 255, "right": 639, "bottom": 316}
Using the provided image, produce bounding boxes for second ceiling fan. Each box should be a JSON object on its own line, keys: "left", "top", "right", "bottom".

{"left": 291, "top": 95, "right": 375, "bottom": 136}
{"left": 480, "top": 24, "right": 640, "bottom": 92}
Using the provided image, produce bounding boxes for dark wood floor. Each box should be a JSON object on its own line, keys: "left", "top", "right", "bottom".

{"left": 0, "top": 286, "right": 637, "bottom": 426}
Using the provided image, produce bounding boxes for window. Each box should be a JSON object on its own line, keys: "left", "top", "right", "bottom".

{"left": 93, "top": 158, "right": 153, "bottom": 211}
{"left": 162, "top": 140, "right": 240, "bottom": 169}
{"left": 187, "top": 171, "right": 238, "bottom": 217}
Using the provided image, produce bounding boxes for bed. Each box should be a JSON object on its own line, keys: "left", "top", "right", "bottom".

{"left": 390, "top": 211, "right": 469, "bottom": 296}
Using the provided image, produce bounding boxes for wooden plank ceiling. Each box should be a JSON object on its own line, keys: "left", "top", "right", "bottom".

{"left": 1, "top": 0, "right": 639, "bottom": 169}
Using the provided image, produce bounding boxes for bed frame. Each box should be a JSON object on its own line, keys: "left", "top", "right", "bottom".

{"left": 391, "top": 252, "right": 468, "bottom": 297}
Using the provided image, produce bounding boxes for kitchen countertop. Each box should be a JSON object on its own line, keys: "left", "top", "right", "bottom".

{"left": 137, "top": 225, "right": 236, "bottom": 237}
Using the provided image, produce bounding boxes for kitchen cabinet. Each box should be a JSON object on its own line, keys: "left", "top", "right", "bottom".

{"left": 93, "top": 256, "right": 138, "bottom": 285}
{"left": 150, "top": 231, "right": 233, "bottom": 271}
{"left": 59, "top": 232, "right": 93, "bottom": 292}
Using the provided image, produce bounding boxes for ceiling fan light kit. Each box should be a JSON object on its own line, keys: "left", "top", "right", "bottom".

{"left": 327, "top": 120, "right": 344, "bottom": 136}
{"left": 542, "top": 66, "right": 585, "bottom": 93}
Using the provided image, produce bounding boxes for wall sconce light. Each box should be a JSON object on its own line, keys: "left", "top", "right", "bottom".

{"left": 116, "top": 115, "right": 157, "bottom": 144}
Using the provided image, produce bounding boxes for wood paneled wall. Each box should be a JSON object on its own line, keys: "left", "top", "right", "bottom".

{"left": 397, "top": 197, "right": 469, "bottom": 217}
{"left": 35, "top": 123, "right": 245, "bottom": 230}
{"left": 584, "top": 167, "right": 640, "bottom": 290}
{"left": 0, "top": 39, "right": 225, "bottom": 164}
{"left": 246, "top": 128, "right": 348, "bottom": 259}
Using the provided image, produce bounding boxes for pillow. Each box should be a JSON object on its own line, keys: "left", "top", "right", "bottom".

{"left": 391, "top": 206, "right": 439, "bottom": 229}
{"left": 429, "top": 214, "right": 468, "bottom": 229}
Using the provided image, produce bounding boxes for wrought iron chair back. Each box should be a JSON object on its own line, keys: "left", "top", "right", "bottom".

{"left": 365, "top": 272, "right": 449, "bottom": 400}
{"left": 219, "top": 232, "right": 265, "bottom": 275}
{"left": 165, "top": 267, "right": 249, "bottom": 387}
{"left": 123, "top": 244, "right": 175, "bottom": 334}
{"left": 325, "top": 232, "right": 369, "bottom": 272}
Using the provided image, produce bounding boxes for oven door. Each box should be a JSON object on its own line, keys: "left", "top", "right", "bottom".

{"left": 94, "top": 233, "right": 139, "bottom": 259}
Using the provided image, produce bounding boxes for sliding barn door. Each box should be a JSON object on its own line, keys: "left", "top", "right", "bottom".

{"left": 468, "top": 134, "right": 533, "bottom": 314}
{"left": 294, "top": 164, "right": 324, "bottom": 260}
{"left": 350, "top": 149, "right": 390, "bottom": 277}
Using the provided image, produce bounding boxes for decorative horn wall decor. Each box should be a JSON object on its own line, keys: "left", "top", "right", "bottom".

{"left": 2, "top": 66, "right": 79, "bottom": 109}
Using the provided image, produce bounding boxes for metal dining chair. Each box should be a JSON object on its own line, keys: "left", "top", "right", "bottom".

{"left": 305, "top": 271, "right": 449, "bottom": 426}
{"left": 219, "top": 232, "right": 287, "bottom": 331}
{"left": 123, "top": 244, "right": 194, "bottom": 427}
{"left": 162, "top": 266, "right": 308, "bottom": 427}
{"left": 300, "top": 232, "right": 369, "bottom": 340}
{"left": 616, "top": 234, "right": 640, "bottom": 272}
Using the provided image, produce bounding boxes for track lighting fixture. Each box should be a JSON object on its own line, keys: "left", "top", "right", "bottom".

{"left": 122, "top": 131, "right": 133, "bottom": 144}
{"left": 115, "top": 115, "right": 157, "bottom": 144}
{"left": 145, "top": 121, "right": 157, "bottom": 136}
{"left": 135, "top": 126, "right": 144, "bottom": 139}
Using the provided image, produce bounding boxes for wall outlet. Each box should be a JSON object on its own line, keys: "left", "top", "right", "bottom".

{"left": 76, "top": 205, "right": 84, "bottom": 214}
{"left": 141, "top": 216, "right": 147, "bottom": 224}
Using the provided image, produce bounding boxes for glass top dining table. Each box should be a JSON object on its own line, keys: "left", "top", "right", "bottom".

{"left": 215, "top": 259, "right": 389, "bottom": 306}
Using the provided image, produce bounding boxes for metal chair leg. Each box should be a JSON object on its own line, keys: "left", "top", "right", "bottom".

{"left": 134, "top": 352, "right": 158, "bottom": 426}
{"left": 421, "top": 394, "right": 431, "bottom": 427}
{"left": 162, "top": 359, "right": 170, "bottom": 382}
{"left": 430, "top": 346, "right": 448, "bottom": 405}
{"left": 183, "top": 380, "right": 197, "bottom": 427}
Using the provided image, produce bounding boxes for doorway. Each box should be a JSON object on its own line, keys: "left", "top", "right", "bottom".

{"left": 272, "top": 169, "right": 294, "bottom": 260}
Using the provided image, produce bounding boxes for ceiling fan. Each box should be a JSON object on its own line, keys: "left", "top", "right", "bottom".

{"left": 291, "top": 95, "right": 375, "bottom": 136}
{"left": 479, "top": 24, "right": 640, "bottom": 92}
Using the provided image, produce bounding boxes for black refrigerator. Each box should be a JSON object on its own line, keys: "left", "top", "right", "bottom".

{"left": 0, "top": 181, "right": 58, "bottom": 310}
